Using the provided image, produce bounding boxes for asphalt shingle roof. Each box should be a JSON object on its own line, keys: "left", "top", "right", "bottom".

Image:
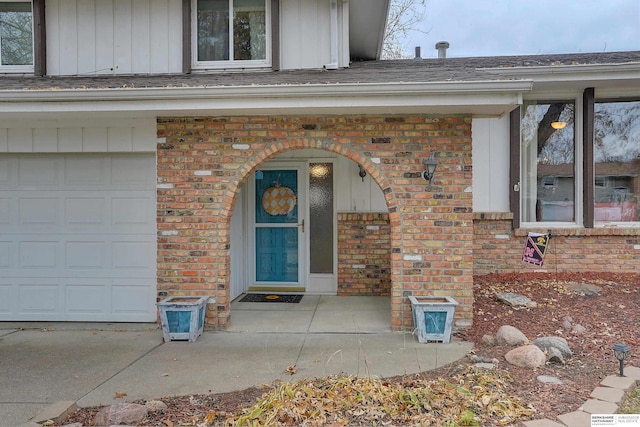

{"left": 1, "top": 51, "right": 639, "bottom": 91}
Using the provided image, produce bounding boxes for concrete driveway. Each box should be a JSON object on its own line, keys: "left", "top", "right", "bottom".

{"left": 1, "top": 296, "right": 472, "bottom": 426}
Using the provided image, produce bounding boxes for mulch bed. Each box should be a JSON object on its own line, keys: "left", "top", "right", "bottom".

{"left": 58, "top": 271, "right": 640, "bottom": 426}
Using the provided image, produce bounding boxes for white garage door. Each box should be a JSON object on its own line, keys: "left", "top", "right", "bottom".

{"left": 0, "top": 154, "right": 156, "bottom": 322}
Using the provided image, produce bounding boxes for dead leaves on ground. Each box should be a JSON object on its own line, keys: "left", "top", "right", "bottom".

{"left": 222, "top": 366, "right": 534, "bottom": 426}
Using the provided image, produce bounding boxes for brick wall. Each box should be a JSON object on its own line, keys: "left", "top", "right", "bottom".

{"left": 473, "top": 213, "right": 640, "bottom": 276}
{"left": 156, "top": 115, "right": 474, "bottom": 331}
{"left": 337, "top": 213, "right": 391, "bottom": 296}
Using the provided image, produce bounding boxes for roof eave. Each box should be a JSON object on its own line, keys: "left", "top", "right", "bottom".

{"left": 0, "top": 80, "right": 533, "bottom": 118}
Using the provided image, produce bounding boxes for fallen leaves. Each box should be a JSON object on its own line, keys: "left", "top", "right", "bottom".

{"left": 225, "top": 366, "right": 534, "bottom": 426}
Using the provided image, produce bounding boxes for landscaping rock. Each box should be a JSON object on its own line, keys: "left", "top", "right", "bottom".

{"left": 565, "top": 282, "right": 602, "bottom": 296}
{"left": 476, "top": 363, "right": 495, "bottom": 370}
{"left": 505, "top": 345, "right": 546, "bottom": 368}
{"left": 572, "top": 324, "right": 586, "bottom": 335}
{"left": 495, "top": 325, "right": 529, "bottom": 346}
{"left": 546, "top": 346, "right": 565, "bottom": 364}
{"left": 146, "top": 400, "right": 168, "bottom": 413}
{"left": 537, "top": 375, "right": 564, "bottom": 385}
{"left": 93, "top": 402, "right": 148, "bottom": 426}
{"left": 495, "top": 292, "right": 537, "bottom": 308}
{"left": 481, "top": 334, "right": 495, "bottom": 346}
{"left": 532, "top": 336, "right": 572, "bottom": 358}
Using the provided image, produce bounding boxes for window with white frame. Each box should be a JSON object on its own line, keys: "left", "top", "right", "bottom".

{"left": 194, "top": 0, "right": 269, "bottom": 68}
{"left": 0, "top": 0, "right": 33, "bottom": 69}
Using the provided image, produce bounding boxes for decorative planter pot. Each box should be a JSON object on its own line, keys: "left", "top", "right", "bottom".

{"left": 157, "top": 296, "right": 210, "bottom": 342}
{"left": 408, "top": 295, "right": 458, "bottom": 343}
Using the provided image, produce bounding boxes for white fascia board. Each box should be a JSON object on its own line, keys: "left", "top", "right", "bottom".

{"left": 0, "top": 80, "right": 533, "bottom": 116}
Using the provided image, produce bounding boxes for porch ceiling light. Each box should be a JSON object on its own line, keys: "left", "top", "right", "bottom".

{"left": 551, "top": 121, "right": 567, "bottom": 130}
{"left": 613, "top": 343, "right": 630, "bottom": 377}
{"left": 423, "top": 153, "right": 438, "bottom": 185}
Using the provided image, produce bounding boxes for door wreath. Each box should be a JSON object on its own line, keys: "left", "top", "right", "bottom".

{"left": 261, "top": 184, "right": 296, "bottom": 216}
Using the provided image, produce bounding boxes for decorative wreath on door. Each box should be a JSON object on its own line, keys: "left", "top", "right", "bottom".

{"left": 261, "top": 184, "right": 296, "bottom": 216}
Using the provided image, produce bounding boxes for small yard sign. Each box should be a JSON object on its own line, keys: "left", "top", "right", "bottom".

{"left": 522, "top": 232, "right": 549, "bottom": 266}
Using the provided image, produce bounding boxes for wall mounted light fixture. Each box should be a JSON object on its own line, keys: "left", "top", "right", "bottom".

{"left": 358, "top": 164, "right": 367, "bottom": 182}
{"left": 423, "top": 153, "right": 438, "bottom": 184}
{"left": 551, "top": 121, "right": 567, "bottom": 130}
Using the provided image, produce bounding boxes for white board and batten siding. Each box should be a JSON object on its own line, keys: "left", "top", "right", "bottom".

{"left": 472, "top": 117, "right": 510, "bottom": 213}
{"left": 46, "top": 0, "right": 183, "bottom": 76}
{"left": 44, "top": 0, "right": 349, "bottom": 75}
{"left": 280, "top": 0, "right": 350, "bottom": 70}
{"left": 0, "top": 120, "right": 157, "bottom": 322}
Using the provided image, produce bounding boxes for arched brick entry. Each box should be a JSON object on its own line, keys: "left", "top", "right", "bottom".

{"left": 157, "top": 115, "right": 474, "bottom": 331}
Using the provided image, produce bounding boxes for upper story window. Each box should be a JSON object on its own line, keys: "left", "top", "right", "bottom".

{"left": 193, "top": 0, "right": 270, "bottom": 69}
{"left": 0, "top": 1, "right": 33, "bottom": 71}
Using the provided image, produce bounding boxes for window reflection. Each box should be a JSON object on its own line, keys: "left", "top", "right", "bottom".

{"left": 521, "top": 101, "right": 575, "bottom": 222}
{"left": 0, "top": 2, "right": 33, "bottom": 66}
{"left": 594, "top": 101, "right": 640, "bottom": 222}
{"left": 197, "top": 0, "right": 266, "bottom": 63}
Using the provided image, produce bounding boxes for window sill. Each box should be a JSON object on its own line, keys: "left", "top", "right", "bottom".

{"left": 473, "top": 212, "right": 513, "bottom": 220}
{"left": 0, "top": 67, "right": 34, "bottom": 75}
{"left": 191, "top": 62, "right": 272, "bottom": 73}
{"left": 514, "top": 226, "right": 640, "bottom": 237}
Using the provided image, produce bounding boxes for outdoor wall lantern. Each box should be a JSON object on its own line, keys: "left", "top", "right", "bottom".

{"left": 613, "top": 343, "right": 630, "bottom": 377}
{"left": 358, "top": 164, "right": 367, "bottom": 182}
{"left": 423, "top": 153, "right": 438, "bottom": 184}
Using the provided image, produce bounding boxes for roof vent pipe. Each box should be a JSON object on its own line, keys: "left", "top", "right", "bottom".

{"left": 414, "top": 46, "right": 422, "bottom": 61}
{"left": 435, "top": 41, "right": 450, "bottom": 58}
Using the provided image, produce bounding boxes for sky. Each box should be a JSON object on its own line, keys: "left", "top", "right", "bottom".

{"left": 404, "top": 0, "right": 640, "bottom": 58}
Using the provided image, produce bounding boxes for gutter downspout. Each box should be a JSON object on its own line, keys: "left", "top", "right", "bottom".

{"left": 340, "top": 0, "right": 349, "bottom": 68}
{"left": 325, "top": 0, "right": 339, "bottom": 70}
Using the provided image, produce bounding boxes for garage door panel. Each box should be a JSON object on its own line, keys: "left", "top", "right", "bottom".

{"left": 65, "top": 198, "right": 106, "bottom": 225}
{"left": 112, "top": 197, "right": 152, "bottom": 225}
{"left": 0, "top": 158, "right": 9, "bottom": 182}
{"left": 18, "top": 282, "right": 61, "bottom": 314}
{"left": 66, "top": 241, "right": 106, "bottom": 269}
{"left": 112, "top": 241, "right": 155, "bottom": 269}
{"left": 0, "top": 241, "right": 9, "bottom": 268}
{"left": 66, "top": 281, "right": 109, "bottom": 315}
{"left": 111, "top": 156, "right": 155, "bottom": 187}
{"left": 0, "top": 198, "right": 9, "bottom": 223}
{"left": 64, "top": 156, "right": 106, "bottom": 186}
{"left": 0, "top": 283, "right": 12, "bottom": 314}
{"left": 18, "top": 157, "right": 60, "bottom": 186}
{"left": 19, "top": 241, "right": 60, "bottom": 268}
{"left": 112, "top": 281, "right": 155, "bottom": 316}
{"left": 19, "top": 198, "right": 59, "bottom": 225}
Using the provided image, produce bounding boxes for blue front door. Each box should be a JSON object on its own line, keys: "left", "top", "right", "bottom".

{"left": 254, "top": 168, "right": 302, "bottom": 285}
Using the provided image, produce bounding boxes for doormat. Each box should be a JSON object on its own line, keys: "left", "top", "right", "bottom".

{"left": 239, "top": 294, "right": 303, "bottom": 303}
